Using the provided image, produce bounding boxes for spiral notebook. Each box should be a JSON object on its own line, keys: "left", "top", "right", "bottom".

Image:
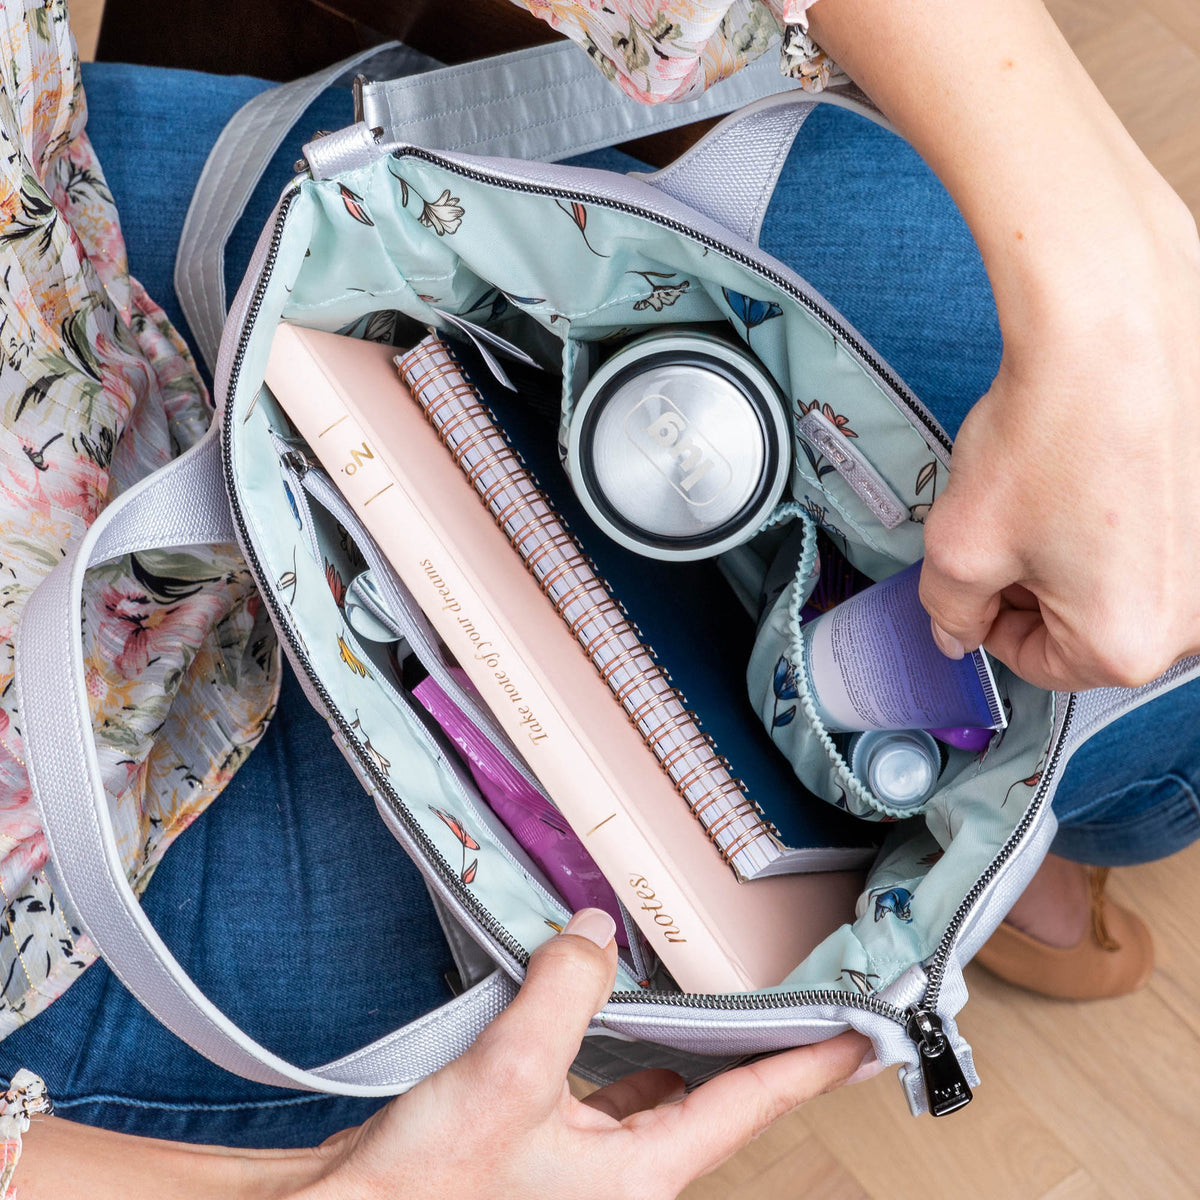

{"left": 395, "top": 334, "right": 876, "bottom": 882}
{"left": 266, "top": 324, "right": 868, "bottom": 992}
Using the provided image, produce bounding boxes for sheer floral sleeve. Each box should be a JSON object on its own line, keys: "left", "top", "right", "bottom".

{"left": 0, "top": 2, "right": 276, "bottom": 1037}
{"left": 512, "top": 0, "right": 845, "bottom": 104}
{"left": 0, "top": 1072, "right": 49, "bottom": 1199}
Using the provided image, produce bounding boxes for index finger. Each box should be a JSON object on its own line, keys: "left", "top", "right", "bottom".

{"left": 634, "top": 1032, "right": 869, "bottom": 1184}
{"left": 984, "top": 606, "right": 1100, "bottom": 691}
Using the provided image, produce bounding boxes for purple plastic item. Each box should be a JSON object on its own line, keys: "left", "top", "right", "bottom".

{"left": 800, "top": 560, "right": 1007, "bottom": 733}
{"left": 412, "top": 669, "right": 627, "bottom": 944}
{"left": 926, "top": 726, "right": 994, "bottom": 753}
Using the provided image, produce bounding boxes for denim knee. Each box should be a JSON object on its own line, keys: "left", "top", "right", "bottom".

{"left": 1051, "top": 773, "right": 1200, "bottom": 866}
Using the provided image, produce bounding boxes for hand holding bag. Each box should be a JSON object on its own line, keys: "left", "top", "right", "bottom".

{"left": 17, "top": 41, "right": 1200, "bottom": 1116}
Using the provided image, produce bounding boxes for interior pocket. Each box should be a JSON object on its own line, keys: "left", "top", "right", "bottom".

{"left": 272, "top": 416, "right": 669, "bottom": 985}
{"left": 748, "top": 513, "right": 978, "bottom": 823}
{"left": 749, "top": 512, "right": 890, "bottom": 820}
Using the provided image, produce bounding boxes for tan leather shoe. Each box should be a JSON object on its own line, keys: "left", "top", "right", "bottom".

{"left": 973, "top": 867, "right": 1154, "bottom": 1000}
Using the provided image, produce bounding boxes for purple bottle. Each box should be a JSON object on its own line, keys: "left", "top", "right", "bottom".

{"left": 411, "top": 668, "right": 627, "bottom": 944}
{"left": 926, "top": 726, "right": 994, "bottom": 753}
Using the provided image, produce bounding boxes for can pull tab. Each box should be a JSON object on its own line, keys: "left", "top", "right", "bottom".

{"left": 906, "top": 1008, "right": 973, "bottom": 1117}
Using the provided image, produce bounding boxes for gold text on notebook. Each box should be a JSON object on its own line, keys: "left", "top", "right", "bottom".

{"left": 341, "top": 440, "right": 375, "bottom": 476}
{"left": 420, "top": 558, "right": 462, "bottom": 614}
{"left": 421, "top": 559, "right": 549, "bottom": 746}
{"left": 627, "top": 875, "right": 687, "bottom": 943}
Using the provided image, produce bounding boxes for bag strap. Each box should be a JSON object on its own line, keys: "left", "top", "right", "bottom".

{"left": 174, "top": 40, "right": 806, "bottom": 373}
{"left": 637, "top": 88, "right": 896, "bottom": 246}
{"left": 175, "top": 42, "right": 418, "bottom": 376}
{"left": 15, "top": 429, "right": 519, "bottom": 1095}
{"left": 1061, "top": 658, "right": 1200, "bottom": 755}
{"left": 351, "top": 38, "right": 799, "bottom": 163}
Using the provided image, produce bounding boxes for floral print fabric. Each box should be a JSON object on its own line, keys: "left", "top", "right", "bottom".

{"left": 0, "top": 1, "right": 276, "bottom": 1037}
{"left": 0, "top": 1070, "right": 49, "bottom": 1198}
{"left": 510, "top": 0, "right": 845, "bottom": 104}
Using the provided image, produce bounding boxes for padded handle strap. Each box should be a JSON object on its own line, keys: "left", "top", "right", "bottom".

{"left": 1061, "top": 657, "right": 1200, "bottom": 756}
{"left": 15, "top": 429, "right": 519, "bottom": 1095}
{"left": 353, "top": 39, "right": 796, "bottom": 165}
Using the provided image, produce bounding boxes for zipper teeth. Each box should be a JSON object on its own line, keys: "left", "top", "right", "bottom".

{"left": 610, "top": 986, "right": 908, "bottom": 1019}
{"left": 223, "top": 189, "right": 530, "bottom": 967}
{"left": 922, "top": 693, "right": 1077, "bottom": 1008}
{"left": 222, "top": 168, "right": 1059, "bottom": 1028}
{"left": 397, "top": 146, "right": 952, "bottom": 457}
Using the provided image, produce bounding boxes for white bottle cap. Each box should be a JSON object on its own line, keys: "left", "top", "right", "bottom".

{"left": 849, "top": 730, "right": 941, "bottom": 810}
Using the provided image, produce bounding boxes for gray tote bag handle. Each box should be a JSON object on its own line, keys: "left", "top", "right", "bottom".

{"left": 638, "top": 88, "right": 895, "bottom": 245}
{"left": 174, "top": 39, "right": 813, "bottom": 372}
{"left": 15, "top": 429, "right": 519, "bottom": 1095}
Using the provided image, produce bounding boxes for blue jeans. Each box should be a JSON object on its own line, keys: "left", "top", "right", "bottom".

{"left": 4, "top": 62, "right": 1195, "bottom": 1150}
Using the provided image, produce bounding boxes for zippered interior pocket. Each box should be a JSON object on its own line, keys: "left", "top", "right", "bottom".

{"left": 269, "top": 419, "right": 660, "bottom": 986}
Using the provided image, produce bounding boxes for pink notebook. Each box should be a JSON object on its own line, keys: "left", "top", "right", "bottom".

{"left": 265, "top": 324, "right": 864, "bottom": 993}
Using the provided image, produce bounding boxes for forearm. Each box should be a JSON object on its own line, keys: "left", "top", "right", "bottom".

{"left": 807, "top": 0, "right": 1196, "bottom": 341}
{"left": 18, "top": 1115, "right": 330, "bottom": 1200}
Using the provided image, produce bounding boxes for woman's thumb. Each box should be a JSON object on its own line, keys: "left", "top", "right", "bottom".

{"left": 919, "top": 556, "right": 1004, "bottom": 656}
{"left": 463, "top": 909, "right": 618, "bottom": 1103}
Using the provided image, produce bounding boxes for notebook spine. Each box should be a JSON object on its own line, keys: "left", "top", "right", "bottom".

{"left": 396, "top": 336, "right": 777, "bottom": 877}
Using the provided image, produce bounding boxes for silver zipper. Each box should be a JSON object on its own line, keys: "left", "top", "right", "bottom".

{"left": 222, "top": 171, "right": 1068, "bottom": 1105}
{"left": 391, "top": 145, "right": 952, "bottom": 457}
{"left": 920, "top": 692, "right": 1075, "bottom": 1010}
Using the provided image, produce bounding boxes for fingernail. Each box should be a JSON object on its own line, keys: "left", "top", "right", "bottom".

{"left": 562, "top": 908, "right": 617, "bottom": 948}
{"left": 930, "top": 619, "right": 965, "bottom": 660}
{"left": 845, "top": 1050, "right": 885, "bottom": 1086}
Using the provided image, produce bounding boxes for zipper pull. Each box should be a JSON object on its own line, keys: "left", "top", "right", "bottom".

{"left": 281, "top": 448, "right": 312, "bottom": 480}
{"left": 351, "top": 74, "right": 386, "bottom": 144}
{"left": 905, "top": 1008, "right": 972, "bottom": 1117}
{"left": 353, "top": 74, "right": 368, "bottom": 125}
{"left": 270, "top": 430, "right": 313, "bottom": 474}
{"left": 271, "top": 435, "right": 322, "bottom": 563}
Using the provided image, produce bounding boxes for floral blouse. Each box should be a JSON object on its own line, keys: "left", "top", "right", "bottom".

{"left": 512, "top": 0, "right": 844, "bottom": 102}
{"left": 0, "top": 0, "right": 830, "bottom": 1059}
{"left": 0, "top": 0, "right": 276, "bottom": 1040}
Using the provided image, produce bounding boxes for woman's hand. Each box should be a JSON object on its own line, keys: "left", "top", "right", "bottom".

{"left": 809, "top": 0, "right": 1200, "bottom": 692}
{"left": 303, "top": 910, "right": 871, "bottom": 1200}
{"left": 18, "top": 912, "right": 871, "bottom": 1200}
{"left": 919, "top": 206, "right": 1200, "bottom": 691}
{"left": 19, "top": 911, "right": 874, "bottom": 1200}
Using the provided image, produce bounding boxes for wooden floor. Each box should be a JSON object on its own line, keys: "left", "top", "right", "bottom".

{"left": 69, "top": 2, "right": 1200, "bottom": 1197}
{"left": 683, "top": 849, "right": 1200, "bottom": 1200}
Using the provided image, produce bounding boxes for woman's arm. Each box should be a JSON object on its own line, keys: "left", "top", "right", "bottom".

{"left": 16, "top": 916, "right": 869, "bottom": 1199}
{"left": 19, "top": 1117, "right": 323, "bottom": 1200}
{"left": 807, "top": 0, "right": 1200, "bottom": 690}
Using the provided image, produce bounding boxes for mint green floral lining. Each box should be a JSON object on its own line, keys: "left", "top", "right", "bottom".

{"left": 227, "top": 152, "right": 1056, "bottom": 999}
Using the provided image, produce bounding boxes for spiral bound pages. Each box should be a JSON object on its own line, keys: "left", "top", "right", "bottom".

{"left": 396, "top": 335, "right": 836, "bottom": 883}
